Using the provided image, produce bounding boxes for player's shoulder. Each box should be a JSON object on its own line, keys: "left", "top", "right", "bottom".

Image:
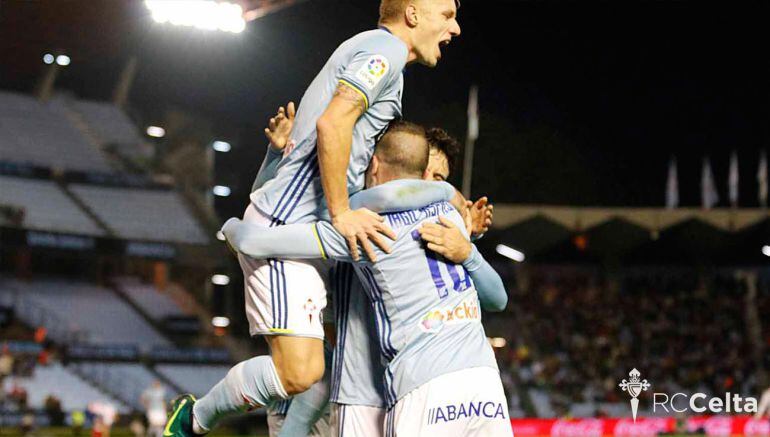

{"left": 343, "top": 28, "right": 408, "bottom": 61}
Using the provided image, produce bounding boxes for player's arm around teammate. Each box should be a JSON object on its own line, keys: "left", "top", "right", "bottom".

{"left": 418, "top": 216, "right": 508, "bottom": 312}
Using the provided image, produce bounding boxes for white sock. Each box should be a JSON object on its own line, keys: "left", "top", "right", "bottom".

{"left": 192, "top": 356, "right": 289, "bottom": 431}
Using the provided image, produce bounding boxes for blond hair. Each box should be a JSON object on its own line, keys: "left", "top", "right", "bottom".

{"left": 379, "top": 0, "right": 410, "bottom": 24}
{"left": 378, "top": 0, "right": 459, "bottom": 24}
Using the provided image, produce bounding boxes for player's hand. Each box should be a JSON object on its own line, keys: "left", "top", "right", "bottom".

{"left": 332, "top": 208, "right": 396, "bottom": 262}
{"left": 419, "top": 216, "right": 472, "bottom": 264}
{"left": 469, "top": 196, "right": 493, "bottom": 237}
{"left": 263, "top": 101, "right": 296, "bottom": 151}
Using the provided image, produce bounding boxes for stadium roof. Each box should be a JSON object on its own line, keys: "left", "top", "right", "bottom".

{"left": 485, "top": 206, "right": 770, "bottom": 265}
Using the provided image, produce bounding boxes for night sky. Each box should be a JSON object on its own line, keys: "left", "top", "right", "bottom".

{"left": 2, "top": 0, "right": 768, "bottom": 209}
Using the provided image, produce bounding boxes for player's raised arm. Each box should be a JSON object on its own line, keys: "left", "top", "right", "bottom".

{"left": 251, "top": 102, "right": 296, "bottom": 192}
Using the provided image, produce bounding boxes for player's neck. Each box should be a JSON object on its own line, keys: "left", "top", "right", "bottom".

{"left": 379, "top": 23, "right": 418, "bottom": 64}
{"left": 374, "top": 174, "right": 422, "bottom": 187}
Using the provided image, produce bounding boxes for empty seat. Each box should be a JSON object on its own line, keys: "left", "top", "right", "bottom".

{"left": 154, "top": 364, "right": 230, "bottom": 397}
{"left": 8, "top": 362, "right": 128, "bottom": 412}
{"left": 1, "top": 278, "right": 171, "bottom": 350}
{"left": 0, "top": 92, "right": 113, "bottom": 172}
{"left": 115, "top": 277, "right": 188, "bottom": 321}
{"left": 0, "top": 175, "right": 104, "bottom": 236}
{"left": 67, "top": 99, "right": 143, "bottom": 147}
{"left": 69, "top": 184, "right": 208, "bottom": 244}
{"left": 73, "top": 362, "right": 178, "bottom": 410}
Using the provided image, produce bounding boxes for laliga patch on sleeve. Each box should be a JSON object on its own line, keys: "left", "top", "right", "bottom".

{"left": 355, "top": 55, "right": 389, "bottom": 90}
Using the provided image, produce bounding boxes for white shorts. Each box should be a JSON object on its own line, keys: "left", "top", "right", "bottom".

{"left": 331, "top": 403, "right": 385, "bottom": 437}
{"left": 239, "top": 204, "right": 331, "bottom": 339}
{"left": 386, "top": 367, "right": 513, "bottom": 437}
{"left": 146, "top": 409, "right": 166, "bottom": 427}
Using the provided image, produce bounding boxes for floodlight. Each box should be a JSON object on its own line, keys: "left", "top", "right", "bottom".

{"left": 212, "top": 316, "right": 230, "bottom": 328}
{"left": 212, "top": 141, "right": 231, "bottom": 152}
{"left": 496, "top": 244, "right": 525, "bottom": 262}
{"left": 146, "top": 126, "right": 165, "bottom": 138}
{"left": 145, "top": 0, "right": 246, "bottom": 34}
{"left": 211, "top": 274, "right": 230, "bottom": 285}
{"left": 213, "top": 185, "right": 231, "bottom": 197}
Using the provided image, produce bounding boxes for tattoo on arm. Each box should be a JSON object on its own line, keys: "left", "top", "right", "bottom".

{"left": 334, "top": 83, "right": 367, "bottom": 112}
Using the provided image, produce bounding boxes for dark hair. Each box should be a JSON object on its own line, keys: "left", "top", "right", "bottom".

{"left": 426, "top": 127, "right": 460, "bottom": 172}
{"left": 375, "top": 120, "right": 429, "bottom": 176}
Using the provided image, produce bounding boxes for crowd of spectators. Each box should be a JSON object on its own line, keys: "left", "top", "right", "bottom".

{"left": 493, "top": 266, "right": 769, "bottom": 417}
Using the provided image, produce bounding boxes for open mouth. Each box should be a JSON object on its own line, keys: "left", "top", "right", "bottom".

{"left": 437, "top": 39, "right": 450, "bottom": 57}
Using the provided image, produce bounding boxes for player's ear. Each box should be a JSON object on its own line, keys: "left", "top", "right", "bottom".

{"left": 370, "top": 155, "right": 380, "bottom": 179}
{"left": 405, "top": 4, "right": 419, "bottom": 27}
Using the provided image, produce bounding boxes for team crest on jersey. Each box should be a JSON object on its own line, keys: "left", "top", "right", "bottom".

{"left": 304, "top": 298, "right": 318, "bottom": 324}
{"left": 420, "top": 295, "right": 480, "bottom": 333}
{"left": 355, "top": 55, "right": 389, "bottom": 90}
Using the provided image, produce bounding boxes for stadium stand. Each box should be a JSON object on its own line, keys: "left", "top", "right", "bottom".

{"left": 497, "top": 266, "right": 763, "bottom": 417}
{"left": 113, "top": 277, "right": 188, "bottom": 321}
{"left": 8, "top": 362, "right": 128, "bottom": 412}
{"left": 0, "top": 91, "right": 113, "bottom": 172}
{"left": 63, "top": 99, "right": 143, "bottom": 147}
{"left": 72, "top": 362, "right": 178, "bottom": 411}
{"left": 154, "top": 364, "right": 230, "bottom": 397}
{"left": 68, "top": 184, "right": 208, "bottom": 244}
{"left": 51, "top": 96, "right": 153, "bottom": 161}
{"left": 0, "top": 278, "right": 171, "bottom": 350}
{"left": 0, "top": 175, "right": 105, "bottom": 236}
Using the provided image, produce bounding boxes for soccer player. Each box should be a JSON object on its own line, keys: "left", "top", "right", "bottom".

{"left": 163, "top": 2, "right": 462, "bottom": 435}
{"left": 259, "top": 106, "right": 495, "bottom": 437}
{"left": 258, "top": 110, "right": 460, "bottom": 437}
{"left": 326, "top": 127, "right": 498, "bottom": 436}
{"left": 223, "top": 124, "right": 513, "bottom": 436}
{"left": 256, "top": 105, "right": 495, "bottom": 437}
{"left": 141, "top": 380, "right": 167, "bottom": 437}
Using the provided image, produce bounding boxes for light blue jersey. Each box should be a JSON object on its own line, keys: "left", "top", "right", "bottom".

{"left": 223, "top": 199, "right": 502, "bottom": 409}
{"left": 251, "top": 28, "right": 409, "bottom": 224}
{"left": 330, "top": 262, "right": 387, "bottom": 408}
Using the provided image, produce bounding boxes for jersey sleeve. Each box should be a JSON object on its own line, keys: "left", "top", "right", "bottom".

{"left": 314, "top": 221, "right": 375, "bottom": 264}
{"left": 338, "top": 35, "right": 408, "bottom": 110}
{"left": 349, "top": 180, "right": 455, "bottom": 213}
{"left": 251, "top": 145, "right": 283, "bottom": 192}
{"left": 222, "top": 218, "right": 323, "bottom": 259}
{"left": 463, "top": 245, "right": 508, "bottom": 312}
{"left": 221, "top": 218, "right": 370, "bottom": 264}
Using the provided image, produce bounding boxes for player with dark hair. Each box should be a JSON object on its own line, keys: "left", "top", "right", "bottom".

{"left": 223, "top": 118, "right": 512, "bottom": 436}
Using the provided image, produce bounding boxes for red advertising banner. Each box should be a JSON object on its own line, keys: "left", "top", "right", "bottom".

{"left": 510, "top": 416, "right": 770, "bottom": 436}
